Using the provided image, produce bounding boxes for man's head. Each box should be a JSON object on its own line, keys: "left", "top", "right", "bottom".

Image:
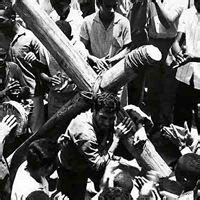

{"left": 26, "top": 139, "right": 59, "bottom": 178}
{"left": 98, "top": 187, "right": 133, "bottom": 200}
{"left": 98, "top": 0, "right": 118, "bottom": 20}
{"left": 114, "top": 172, "right": 133, "bottom": 193}
{"left": 0, "top": 5, "right": 16, "bottom": 50}
{"left": 26, "top": 191, "right": 50, "bottom": 200}
{"left": 175, "top": 153, "right": 200, "bottom": 191}
{"left": 50, "top": 0, "right": 71, "bottom": 20}
{"left": 92, "top": 92, "right": 120, "bottom": 133}
{"left": 0, "top": 5, "right": 16, "bottom": 35}
{"left": 194, "top": 0, "right": 200, "bottom": 12}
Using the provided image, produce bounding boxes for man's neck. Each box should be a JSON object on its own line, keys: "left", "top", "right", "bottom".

{"left": 99, "top": 11, "right": 114, "bottom": 29}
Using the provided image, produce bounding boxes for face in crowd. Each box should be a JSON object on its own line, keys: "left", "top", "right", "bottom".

{"left": 0, "top": 7, "right": 16, "bottom": 50}
{"left": 92, "top": 92, "right": 120, "bottom": 134}
{"left": 93, "top": 108, "right": 117, "bottom": 133}
{"left": 50, "top": 0, "right": 71, "bottom": 19}
{"left": 99, "top": 0, "right": 118, "bottom": 20}
{"left": 0, "top": 7, "right": 15, "bottom": 36}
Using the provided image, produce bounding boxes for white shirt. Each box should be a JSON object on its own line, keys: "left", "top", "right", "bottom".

{"left": 176, "top": 6, "right": 200, "bottom": 89}
{"left": 49, "top": 8, "right": 83, "bottom": 40}
{"left": 80, "top": 12, "right": 131, "bottom": 58}
{"left": 148, "top": 0, "right": 188, "bottom": 39}
{"left": 11, "top": 161, "right": 49, "bottom": 200}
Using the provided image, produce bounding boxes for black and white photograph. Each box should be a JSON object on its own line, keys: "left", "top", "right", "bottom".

{"left": 0, "top": 0, "right": 199, "bottom": 199}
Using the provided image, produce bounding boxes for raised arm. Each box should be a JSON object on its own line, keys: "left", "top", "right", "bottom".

{"left": 151, "top": 0, "right": 184, "bottom": 29}
{"left": 0, "top": 115, "right": 17, "bottom": 158}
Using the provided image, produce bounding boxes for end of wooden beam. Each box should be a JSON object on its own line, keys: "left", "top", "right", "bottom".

{"left": 145, "top": 45, "right": 162, "bottom": 63}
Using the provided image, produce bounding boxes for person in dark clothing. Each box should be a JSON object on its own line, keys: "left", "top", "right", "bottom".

{"left": 57, "top": 92, "right": 134, "bottom": 200}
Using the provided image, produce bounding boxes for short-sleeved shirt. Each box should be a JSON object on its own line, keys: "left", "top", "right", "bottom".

{"left": 59, "top": 110, "right": 113, "bottom": 173}
{"left": 176, "top": 6, "right": 200, "bottom": 89}
{"left": 49, "top": 8, "right": 83, "bottom": 40}
{"left": 11, "top": 161, "right": 49, "bottom": 200}
{"left": 80, "top": 11, "right": 131, "bottom": 58}
{"left": 9, "top": 26, "right": 49, "bottom": 96}
{"left": 148, "top": 0, "right": 188, "bottom": 39}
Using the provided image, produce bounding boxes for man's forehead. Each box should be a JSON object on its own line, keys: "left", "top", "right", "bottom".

{"left": 98, "top": 108, "right": 117, "bottom": 116}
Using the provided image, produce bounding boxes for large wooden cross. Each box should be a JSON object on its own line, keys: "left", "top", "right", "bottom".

{"left": 8, "top": 0, "right": 172, "bottom": 179}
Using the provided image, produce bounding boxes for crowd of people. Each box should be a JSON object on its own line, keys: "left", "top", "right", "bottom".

{"left": 0, "top": 0, "right": 200, "bottom": 199}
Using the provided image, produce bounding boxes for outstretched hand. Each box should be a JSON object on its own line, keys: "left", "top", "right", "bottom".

{"left": 0, "top": 115, "right": 17, "bottom": 142}
{"left": 5, "top": 79, "right": 21, "bottom": 95}
{"left": 57, "top": 134, "right": 70, "bottom": 149}
{"left": 51, "top": 74, "right": 62, "bottom": 87}
{"left": 89, "top": 55, "right": 109, "bottom": 73}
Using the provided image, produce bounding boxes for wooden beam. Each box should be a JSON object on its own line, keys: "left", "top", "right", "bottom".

{"left": 9, "top": 0, "right": 172, "bottom": 179}
{"left": 13, "top": 0, "right": 97, "bottom": 91}
{"left": 100, "top": 45, "right": 161, "bottom": 92}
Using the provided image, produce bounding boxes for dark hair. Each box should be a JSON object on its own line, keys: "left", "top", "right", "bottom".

{"left": 92, "top": 92, "right": 120, "bottom": 113}
{"left": 50, "top": 0, "right": 71, "bottom": 6}
{"left": 96, "top": 0, "right": 118, "bottom": 8}
{"left": 0, "top": 6, "right": 16, "bottom": 20}
{"left": 98, "top": 187, "right": 133, "bottom": 200}
{"left": 114, "top": 172, "right": 133, "bottom": 193}
{"left": 26, "top": 191, "right": 49, "bottom": 200}
{"left": 56, "top": 20, "right": 72, "bottom": 40}
{"left": 175, "top": 153, "right": 200, "bottom": 190}
{"left": 26, "top": 139, "right": 59, "bottom": 171}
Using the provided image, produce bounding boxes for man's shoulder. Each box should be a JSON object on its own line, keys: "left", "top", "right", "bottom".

{"left": 67, "top": 110, "right": 96, "bottom": 140}
{"left": 83, "top": 12, "right": 99, "bottom": 23}
{"left": 68, "top": 110, "right": 93, "bottom": 131}
{"left": 11, "top": 162, "right": 43, "bottom": 200}
{"left": 180, "top": 6, "right": 196, "bottom": 21}
{"left": 114, "top": 12, "right": 130, "bottom": 26}
{"left": 6, "top": 61, "right": 18, "bottom": 68}
{"left": 184, "top": 6, "right": 196, "bottom": 15}
{"left": 18, "top": 26, "right": 35, "bottom": 37}
{"left": 6, "top": 62, "right": 21, "bottom": 72}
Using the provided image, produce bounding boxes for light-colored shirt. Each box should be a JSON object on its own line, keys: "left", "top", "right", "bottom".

{"left": 80, "top": 11, "right": 131, "bottom": 58}
{"left": 9, "top": 26, "right": 49, "bottom": 96}
{"left": 49, "top": 8, "right": 83, "bottom": 40}
{"left": 148, "top": 0, "right": 188, "bottom": 39}
{"left": 176, "top": 6, "right": 200, "bottom": 89}
{"left": 11, "top": 161, "right": 49, "bottom": 200}
{"left": 116, "top": 0, "right": 131, "bottom": 16}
